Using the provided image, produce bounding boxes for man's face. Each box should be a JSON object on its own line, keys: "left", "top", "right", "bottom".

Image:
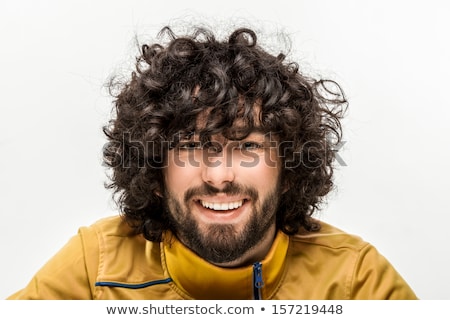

{"left": 163, "top": 130, "right": 282, "bottom": 265}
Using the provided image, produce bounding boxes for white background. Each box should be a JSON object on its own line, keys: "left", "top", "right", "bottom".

{"left": 1, "top": 0, "right": 449, "bottom": 300}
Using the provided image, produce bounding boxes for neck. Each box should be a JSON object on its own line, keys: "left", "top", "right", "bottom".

{"left": 162, "top": 228, "right": 290, "bottom": 299}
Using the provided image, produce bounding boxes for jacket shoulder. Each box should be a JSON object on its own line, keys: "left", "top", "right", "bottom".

{"left": 80, "top": 215, "right": 165, "bottom": 297}
{"left": 290, "top": 220, "right": 369, "bottom": 251}
{"left": 285, "top": 220, "right": 417, "bottom": 299}
{"left": 82, "top": 215, "right": 134, "bottom": 235}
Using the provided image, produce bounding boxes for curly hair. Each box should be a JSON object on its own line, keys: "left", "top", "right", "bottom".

{"left": 103, "top": 26, "right": 347, "bottom": 242}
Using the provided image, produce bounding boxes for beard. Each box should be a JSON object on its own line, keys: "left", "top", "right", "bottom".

{"left": 163, "top": 181, "right": 281, "bottom": 264}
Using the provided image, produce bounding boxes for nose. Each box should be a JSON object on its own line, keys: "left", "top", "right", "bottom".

{"left": 201, "top": 150, "right": 236, "bottom": 189}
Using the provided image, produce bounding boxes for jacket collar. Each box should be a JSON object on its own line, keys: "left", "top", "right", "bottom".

{"left": 161, "top": 230, "right": 289, "bottom": 299}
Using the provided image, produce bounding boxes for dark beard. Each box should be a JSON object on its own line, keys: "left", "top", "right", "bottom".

{"left": 164, "top": 182, "right": 281, "bottom": 264}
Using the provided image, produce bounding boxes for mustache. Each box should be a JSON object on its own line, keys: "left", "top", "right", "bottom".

{"left": 184, "top": 182, "right": 258, "bottom": 202}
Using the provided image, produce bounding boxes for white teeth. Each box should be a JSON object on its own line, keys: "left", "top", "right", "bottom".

{"left": 201, "top": 200, "right": 244, "bottom": 211}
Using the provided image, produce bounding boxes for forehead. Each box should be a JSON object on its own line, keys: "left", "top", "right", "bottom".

{"left": 193, "top": 101, "right": 263, "bottom": 135}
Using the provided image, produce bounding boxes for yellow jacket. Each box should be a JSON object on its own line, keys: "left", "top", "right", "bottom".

{"left": 8, "top": 215, "right": 417, "bottom": 300}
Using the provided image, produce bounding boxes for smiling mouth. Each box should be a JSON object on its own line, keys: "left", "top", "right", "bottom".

{"left": 199, "top": 200, "right": 245, "bottom": 211}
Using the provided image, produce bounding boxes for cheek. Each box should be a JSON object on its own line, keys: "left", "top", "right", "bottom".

{"left": 238, "top": 161, "right": 281, "bottom": 190}
{"left": 255, "top": 150, "right": 281, "bottom": 179}
{"left": 165, "top": 153, "right": 201, "bottom": 192}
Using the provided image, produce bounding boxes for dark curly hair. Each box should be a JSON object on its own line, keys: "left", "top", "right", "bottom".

{"left": 103, "top": 26, "right": 347, "bottom": 242}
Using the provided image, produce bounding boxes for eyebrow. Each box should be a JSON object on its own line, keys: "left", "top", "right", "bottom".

{"left": 247, "top": 126, "right": 265, "bottom": 134}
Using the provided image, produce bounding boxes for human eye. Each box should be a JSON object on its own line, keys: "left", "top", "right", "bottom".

{"left": 177, "top": 141, "right": 201, "bottom": 150}
{"left": 239, "top": 141, "right": 264, "bottom": 150}
{"left": 203, "top": 141, "right": 223, "bottom": 153}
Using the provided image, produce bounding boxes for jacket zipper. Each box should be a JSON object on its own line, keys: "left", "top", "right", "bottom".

{"left": 252, "top": 262, "right": 264, "bottom": 300}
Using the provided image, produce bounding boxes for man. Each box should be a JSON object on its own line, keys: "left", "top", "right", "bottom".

{"left": 8, "top": 26, "right": 417, "bottom": 299}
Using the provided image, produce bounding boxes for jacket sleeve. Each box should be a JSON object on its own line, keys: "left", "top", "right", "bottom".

{"left": 350, "top": 243, "right": 418, "bottom": 299}
{"left": 7, "top": 227, "right": 100, "bottom": 300}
